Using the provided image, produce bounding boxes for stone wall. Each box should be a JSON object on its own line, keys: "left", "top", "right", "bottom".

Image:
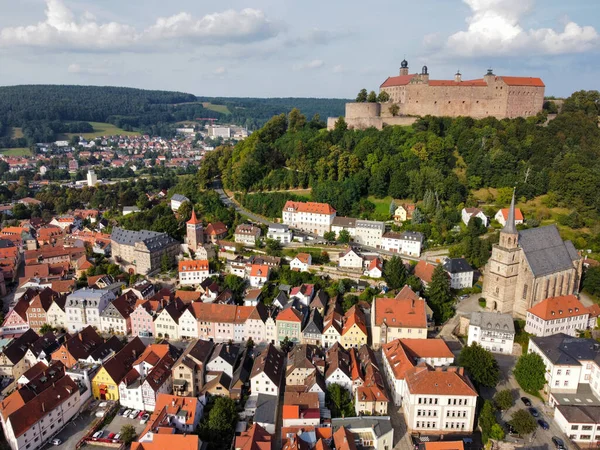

{"left": 346, "top": 102, "right": 381, "bottom": 119}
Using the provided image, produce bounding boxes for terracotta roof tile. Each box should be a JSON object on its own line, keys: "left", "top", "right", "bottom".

{"left": 283, "top": 201, "right": 335, "bottom": 215}
{"left": 527, "top": 295, "right": 588, "bottom": 321}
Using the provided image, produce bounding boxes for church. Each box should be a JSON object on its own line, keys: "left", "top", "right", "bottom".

{"left": 482, "top": 194, "right": 583, "bottom": 318}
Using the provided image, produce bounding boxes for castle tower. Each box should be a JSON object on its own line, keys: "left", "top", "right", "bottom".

{"left": 399, "top": 59, "right": 409, "bottom": 76}
{"left": 186, "top": 209, "right": 204, "bottom": 251}
{"left": 482, "top": 189, "right": 521, "bottom": 313}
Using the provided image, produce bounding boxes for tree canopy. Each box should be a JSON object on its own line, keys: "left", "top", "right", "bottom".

{"left": 383, "top": 256, "right": 408, "bottom": 290}
{"left": 457, "top": 343, "right": 500, "bottom": 387}
{"left": 426, "top": 264, "right": 454, "bottom": 323}
{"left": 514, "top": 352, "right": 546, "bottom": 394}
{"left": 509, "top": 409, "right": 538, "bottom": 436}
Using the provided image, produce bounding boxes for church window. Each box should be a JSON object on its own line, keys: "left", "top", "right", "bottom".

{"left": 523, "top": 285, "right": 528, "bottom": 299}
{"left": 495, "top": 287, "right": 499, "bottom": 295}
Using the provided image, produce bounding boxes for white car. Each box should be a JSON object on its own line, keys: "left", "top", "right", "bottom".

{"left": 113, "top": 433, "right": 121, "bottom": 441}
{"left": 95, "top": 410, "right": 106, "bottom": 418}
{"left": 98, "top": 401, "right": 108, "bottom": 408}
{"left": 50, "top": 438, "right": 62, "bottom": 446}
{"left": 140, "top": 413, "right": 150, "bottom": 424}
{"left": 129, "top": 409, "right": 140, "bottom": 419}
{"left": 92, "top": 431, "right": 103, "bottom": 439}
{"left": 123, "top": 409, "right": 132, "bottom": 417}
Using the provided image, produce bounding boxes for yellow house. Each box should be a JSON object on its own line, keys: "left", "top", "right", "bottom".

{"left": 340, "top": 306, "right": 368, "bottom": 349}
{"left": 393, "top": 205, "right": 407, "bottom": 223}
{"left": 92, "top": 337, "right": 146, "bottom": 400}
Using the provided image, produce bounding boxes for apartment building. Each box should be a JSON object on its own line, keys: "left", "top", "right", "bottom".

{"left": 172, "top": 339, "right": 215, "bottom": 397}
{"left": 282, "top": 201, "right": 336, "bottom": 236}
{"left": 525, "top": 295, "right": 591, "bottom": 337}
{"left": 467, "top": 311, "right": 515, "bottom": 354}
{"left": 65, "top": 288, "right": 115, "bottom": 332}
{"left": 178, "top": 259, "right": 210, "bottom": 286}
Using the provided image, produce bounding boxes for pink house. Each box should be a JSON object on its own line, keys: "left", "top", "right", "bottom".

{"left": 1, "top": 299, "right": 30, "bottom": 335}
{"left": 130, "top": 300, "right": 161, "bottom": 338}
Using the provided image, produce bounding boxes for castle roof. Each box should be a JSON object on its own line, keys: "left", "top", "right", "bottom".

{"left": 499, "top": 76, "right": 545, "bottom": 87}
{"left": 380, "top": 74, "right": 416, "bottom": 87}
{"left": 187, "top": 209, "right": 201, "bottom": 225}
{"left": 283, "top": 201, "right": 336, "bottom": 215}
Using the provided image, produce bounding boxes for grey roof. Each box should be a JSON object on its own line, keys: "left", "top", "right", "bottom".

{"left": 274, "top": 291, "right": 289, "bottom": 309}
{"left": 332, "top": 217, "right": 356, "bottom": 228}
{"left": 531, "top": 333, "right": 600, "bottom": 366}
{"left": 209, "top": 343, "right": 240, "bottom": 367}
{"left": 556, "top": 405, "right": 600, "bottom": 424}
{"left": 302, "top": 309, "right": 323, "bottom": 336}
{"left": 470, "top": 311, "right": 515, "bottom": 334}
{"left": 400, "top": 231, "right": 424, "bottom": 242}
{"left": 111, "top": 227, "right": 178, "bottom": 252}
{"left": 331, "top": 416, "right": 393, "bottom": 438}
{"left": 254, "top": 394, "right": 278, "bottom": 425}
{"left": 519, "top": 225, "right": 579, "bottom": 277}
{"left": 356, "top": 219, "right": 385, "bottom": 232}
{"left": 171, "top": 194, "right": 189, "bottom": 203}
{"left": 502, "top": 190, "right": 518, "bottom": 234}
{"left": 443, "top": 258, "right": 473, "bottom": 274}
{"left": 268, "top": 223, "right": 289, "bottom": 231}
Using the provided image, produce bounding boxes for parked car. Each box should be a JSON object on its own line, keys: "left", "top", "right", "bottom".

{"left": 98, "top": 401, "right": 108, "bottom": 408}
{"left": 123, "top": 409, "right": 132, "bottom": 417}
{"left": 137, "top": 410, "right": 145, "bottom": 419}
{"left": 108, "top": 433, "right": 116, "bottom": 439}
{"left": 521, "top": 397, "right": 532, "bottom": 406}
{"left": 140, "top": 413, "right": 150, "bottom": 424}
{"left": 528, "top": 407, "right": 539, "bottom": 417}
{"left": 95, "top": 410, "right": 106, "bottom": 418}
{"left": 50, "top": 438, "right": 62, "bottom": 446}
{"left": 538, "top": 419, "right": 549, "bottom": 430}
{"left": 92, "top": 431, "right": 103, "bottom": 439}
{"left": 118, "top": 407, "right": 126, "bottom": 416}
{"left": 552, "top": 437, "right": 566, "bottom": 449}
{"left": 114, "top": 433, "right": 121, "bottom": 441}
{"left": 129, "top": 409, "right": 140, "bottom": 419}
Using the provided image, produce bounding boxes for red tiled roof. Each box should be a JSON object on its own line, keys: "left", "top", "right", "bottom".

{"left": 500, "top": 76, "right": 545, "bottom": 87}
{"left": 374, "top": 296, "right": 427, "bottom": 328}
{"left": 527, "top": 295, "right": 588, "bottom": 321}
{"left": 250, "top": 264, "right": 270, "bottom": 278}
{"left": 277, "top": 307, "right": 303, "bottom": 323}
{"left": 187, "top": 209, "right": 201, "bottom": 225}
{"left": 380, "top": 74, "right": 417, "bottom": 87}
{"left": 428, "top": 79, "right": 487, "bottom": 86}
{"left": 424, "top": 442, "right": 465, "bottom": 450}
{"left": 283, "top": 201, "right": 335, "bottom": 215}
{"left": 178, "top": 260, "right": 209, "bottom": 272}
{"left": 294, "top": 253, "right": 311, "bottom": 264}
{"left": 405, "top": 365, "right": 477, "bottom": 397}
{"left": 414, "top": 260, "right": 436, "bottom": 284}
{"left": 499, "top": 208, "right": 524, "bottom": 221}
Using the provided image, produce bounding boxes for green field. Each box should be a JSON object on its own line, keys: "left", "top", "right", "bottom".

{"left": 202, "top": 102, "right": 231, "bottom": 115}
{"left": 0, "top": 147, "right": 31, "bottom": 156}
{"left": 60, "top": 122, "right": 141, "bottom": 139}
{"left": 11, "top": 127, "right": 24, "bottom": 139}
{"left": 368, "top": 196, "right": 394, "bottom": 218}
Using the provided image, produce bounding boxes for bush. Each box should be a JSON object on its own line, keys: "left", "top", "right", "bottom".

{"left": 478, "top": 298, "right": 486, "bottom": 308}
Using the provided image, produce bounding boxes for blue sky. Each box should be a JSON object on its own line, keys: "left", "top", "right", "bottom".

{"left": 0, "top": 0, "right": 598, "bottom": 98}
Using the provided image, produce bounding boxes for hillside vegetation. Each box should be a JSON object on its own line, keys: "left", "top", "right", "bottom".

{"left": 199, "top": 91, "right": 600, "bottom": 251}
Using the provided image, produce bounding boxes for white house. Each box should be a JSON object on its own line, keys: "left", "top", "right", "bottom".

{"left": 354, "top": 220, "right": 385, "bottom": 248}
{"left": 234, "top": 224, "right": 261, "bottom": 245}
{"left": 290, "top": 253, "right": 312, "bottom": 272}
{"left": 381, "top": 231, "right": 425, "bottom": 257}
{"left": 267, "top": 224, "right": 292, "bottom": 244}
{"left": 467, "top": 311, "right": 515, "bottom": 354}
{"left": 442, "top": 258, "right": 474, "bottom": 289}
{"left": 282, "top": 201, "right": 336, "bottom": 237}
{"left": 206, "top": 343, "right": 240, "bottom": 378}
{"left": 178, "top": 307, "right": 199, "bottom": 340}
{"left": 555, "top": 405, "right": 600, "bottom": 445}
{"left": 461, "top": 208, "right": 488, "bottom": 227}
{"left": 364, "top": 258, "right": 383, "bottom": 278}
{"left": 250, "top": 344, "right": 284, "bottom": 396}
{"left": 245, "top": 304, "right": 268, "bottom": 344}
{"left": 525, "top": 295, "right": 591, "bottom": 337}
{"left": 331, "top": 417, "right": 394, "bottom": 450}
{"left": 65, "top": 288, "right": 115, "bottom": 332}
{"left": 338, "top": 248, "right": 363, "bottom": 270}
{"left": 170, "top": 194, "right": 190, "bottom": 212}
{"left": 248, "top": 264, "right": 270, "bottom": 288}
{"left": 178, "top": 259, "right": 210, "bottom": 286}
{"left": 495, "top": 207, "right": 524, "bottom": 226}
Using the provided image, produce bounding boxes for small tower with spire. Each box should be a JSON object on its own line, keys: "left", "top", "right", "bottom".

{"left": 500, "top": 188, "right": 518, "bottom": 249}
{"left": 186, "top": 209, "right": 204, "bottom": 251}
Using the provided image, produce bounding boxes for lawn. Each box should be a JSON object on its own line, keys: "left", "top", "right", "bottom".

{"left": 11, "top": 127, "right": 24, "bottom": 139}
{"left": 59, "top": 122, "right": 140, "bottom": 139}
{"left": 0, "top": 147, "right": 31, "bottom": 156}
{"left": 368, "top": 196, "right": 393, "bottom": 219}
{"left": 202, "top": 102, "right": 231, "bottom": 115}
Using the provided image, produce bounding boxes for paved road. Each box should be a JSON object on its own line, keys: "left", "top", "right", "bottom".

{"left": 213, "top": 180, "right": 273, "bottom": 226}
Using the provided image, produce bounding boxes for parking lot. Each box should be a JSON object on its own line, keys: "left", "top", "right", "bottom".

{"left": 102, "top": 409, "right": 148, "bottom": 438}
{"left": 47, "top": 409, "right": 96, "bottom": 450}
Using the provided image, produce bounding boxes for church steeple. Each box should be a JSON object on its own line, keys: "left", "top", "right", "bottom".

{"left": 502, "top": 188, "right": 517, "bottom": 235}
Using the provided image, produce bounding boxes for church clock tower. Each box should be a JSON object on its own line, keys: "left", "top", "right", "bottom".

{"left": 186, "top": 209, "right": 204, "bottom": 251}
{"left": 482, "top": 190, "right": 522, "bottom": 313}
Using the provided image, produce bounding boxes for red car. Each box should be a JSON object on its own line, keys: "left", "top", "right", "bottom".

{"left": 137, "top": 411, "right": 145, "bottom": 419}
{"left": 107, "top": 433, "right": 115, "bottom": 440}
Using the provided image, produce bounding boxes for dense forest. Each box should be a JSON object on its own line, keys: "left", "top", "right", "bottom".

{"left": 0, "top": 85, "right": 347, "bottom": 147}
{"left": 199, "top": 91, "right": 600, "bottom": 251}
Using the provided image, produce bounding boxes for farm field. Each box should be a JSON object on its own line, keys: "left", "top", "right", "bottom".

{"left": 202, "top": 102, "right": 231, "bottom": 115}
{"left": 59, "top": 122, "right": 140, "bottom": 140}
{"left": 11, "top": 127, "right": 24, "bottom": 139}
{"left": 0, "top": 147, "right": 31, "bottom": 156}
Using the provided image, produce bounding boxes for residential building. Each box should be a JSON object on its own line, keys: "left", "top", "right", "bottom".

{"left": 525, "top": 295, "right": 591, "bottom": 337}
{"left": 249, "top": 264, "right": 271, "bottom": 288}
{"left": 325, "top": 343, "right": 353, "bottom": 392}
{"left": 381, "top": 231, "right": 424, "bottom": 257}
{"left": 154, "top": 300, "right": 185, "bottom": 340}
{"left": 235, "top": 423, "right": 273, "bottom": 450}
{"left": 354, "top": 220, "right": 385, "bottom": 248}
{"left": 331, "top": 217, "right": 356, "bottom": 239}
{"left": 301, "top": 310, "right": 324, "bottom": 346}
{"left": 244, "top": 289, "right": 262, "bottom": 307}
{"left": 250, "top": 344, "right": 284, "bottom": 396}
{"left": 234, "top": 224, "right": 262, "bottom": 245}
{"left": 331, "top": 417, "right": 394, "bottom": 450}
{"left": 246, "top": 302, "right": 269, "bottom": 343}
{"left": 206, "top": 343, "right": 240, "bottom": 377}
{"left": 253, "top": 394, "right": 279, "bottom": 434}
{"left": 204, "top": 222, "right": 227, "bottom": 244}
{"left": 170, "top": 194, "right": 190, "bottom": 212}
{"left": 322, "top": 310, "right": 343, "bottom": 349}
{"left": 0, "top": 329, "right": 39, "bottom": 380}
{"left": 290, "top": 284, "right": 315, "bottom": 307}
{"left": 111, "top": 227, "right": 180, "bottom": 275}
{"left": 51, "top": 326, "right": 121, "bottom": 369}
{"left": 382, "top": 338, "right": 455, "bottom": 406}
{"left": 130, "top": 299, "right": 162, "bottom": 338}
{"left": 172, "top": 339, "right": 215, "bottom": 397}
{"left": 0, "top": 363, "right": 81, "bottom": 450}
{"left": 340, "top": 306, "right": 368, "bottom": 349}
{"left": 332, "top": 427, "right": 357, "bottom": 450}
{"left": 91, "top": 337, "right": 146, "bottom": 400}
{"left": 286, "top": 344, "right": 325, "bottom": 386}
{"left": 1, "top": 297, "right": 30, "bottom": 336}
{"left": 185, "top": 209, "right": 204, "bottom": 251}
{"left": 495, "top": 207, "right": 524, "bottom": 227}
{"left": 371, "top": 286, "right": 428, "bottom": 348}
{"left": 443, "top": 258, "right": 474, "bottom": 289}
{"left": 394, "top": 204, "right": 415, "bottom": 224}
{"left": 99, "top": 293, "right": 135, "bottom": 335}
{"left": 364, "top": 257, "right": 383, "bottom": 278}
{"left": 554, "top": 405, "right": 600, "bottom": 444}
{"left": 283, "top": 392, "right": 321, "bottom": 428}
{"left": 282, "top": 201, "right": 336, "bottom": 236}
{"left": 290, "top": 253, "right": 312, "bottom": 272}
{"left": 65, "top": 288, "right": 115, "bottom": 332}
{"left": 119, "top": 343, "right": 178, "bottom": 411}
{"left": 140, "top": 393, "right": 204, "bottom": 437}
{"left": 277, "top": 307, "right": 304, "bottom": 344}
{"left": 461, "top": 208, "right": 488, "bottom": 227}
{"left": 132, "top": 435, "right": 201, "bottom": 450}
{"left": 25, "top": 288, "right": 61, "bottom": 333}
{"left": 467, "top": 311, "right": 515, "bottom": 354}
{"left": 338, "top": 248, "right": 363, "bottom": 270}
{"left": 267, "top": 224, "right": 292, "bottom": 244}
{"left": 179, "top": 259, "right": 210, "bottom": 286}
{"left": 178, "top": 306, "right": 199, "bottom": 340}
{"left": 414, "top": 260, "right": 436, "bottom": 286}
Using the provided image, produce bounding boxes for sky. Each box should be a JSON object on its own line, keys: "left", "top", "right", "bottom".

{"left": 0, "top": 0, "right": 598, "bottom": 98}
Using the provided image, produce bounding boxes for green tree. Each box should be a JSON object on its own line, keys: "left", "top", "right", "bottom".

{"left": 514, "top": 352, "right": 546, "bottom": 394}
{"left": 425, "top": 264, "right": 454, "bottom": 323}
{"left": 160, "top": 254, "right": 171, "bottom": 273}
{"left": 120, "top": 425, "right": 137, "bottom": 445}
{"left": 583, "top": 266, "right": 600, "bottom": 296}
{"left": 458, "top": 343, "right": 500, "bottom": 387}
{"left": 176, "top": 200, "right": 193, "bottom": 223}
{"left": 509, "top": 409, "right": 538, "bottom": 436}
{"left": 367, "top": 91, "right": 377, "bottom": 103}
{"left": 356, "top": 89, "right": 368, "bottom": 103}
{"left": 377, "top": 91, "right": 390, "bottom": 103}
{"left": 224, "top": 274, "right": 247, "bottom": 303}
{"left": 281, "top": 336, "right": 293, "bottom": 353}
{"left": 39, "top": 323, "right": 54, "bottom": 334}
{"left": 288, "top": 108, "right": 307, "bottom": 132}
{"left": 207, "top": 397, "right": 238, "bottom": 436}
{"left": 265, "top": 239, "right": 282, "bottom": 256}
{"left": 323, "top": 231, "right": 336, "bottom": 242}
{"left": 494, "top": 389, "right": 514, "bottom": 411}
{"left": 388, "top": 199, "right": 396, "bottom": 217}
{"left": 326, "top": 383, "right": 355, "bottom": 418}
{"left": 383, "top": 256, "right": 408, "bottom": 290}
{"left": 479, "top": 400, "right": 497, "bottom": 443}
{"left": 338, "top": 229, "right": 351, "bottom": 244}
{"left": 490, "top": 423, "right": 505, "bottom": 440}
{"left": 389, "top": 104, "right": 400, "bottom": 116}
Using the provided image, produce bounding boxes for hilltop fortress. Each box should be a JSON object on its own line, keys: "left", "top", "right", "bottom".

{"left": 328, "top": 60, "right": 545, "bottom": 130}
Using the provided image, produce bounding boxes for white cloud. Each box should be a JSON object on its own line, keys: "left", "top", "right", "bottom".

{"left": 294, "top": 59, "right": 324, "bottom": 71}
{"left": 67, "top": 63, "right": 110, "bottom": 76}
{"left": 332, "top": 64, "right": 345, "bottom": 73}
{"left": 0, "top": 0, "right": 279, "bottom": 52}
{"left": 443, "top": 0, "right": 599, "bottom": 57}
{"left": 286, "top": 28, "right": 353, "bottom": 47}
{"left": 213, "top": 66, "right": 227, "bottom": 75}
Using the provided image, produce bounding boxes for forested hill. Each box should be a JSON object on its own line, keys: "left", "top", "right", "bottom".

{"left": 0, "top": 84, "right": 348, "bottom": 147}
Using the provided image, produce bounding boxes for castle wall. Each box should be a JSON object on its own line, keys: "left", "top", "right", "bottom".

{"left": 346, "top": 102, "right": 381, "bottom": 119}
{"left": 505, "top": 86, "right": 545, "bottom": 118}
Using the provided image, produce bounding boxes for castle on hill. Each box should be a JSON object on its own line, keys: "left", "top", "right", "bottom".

{"left": 328, "top": 60, "right": 545, "bottom": 130}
